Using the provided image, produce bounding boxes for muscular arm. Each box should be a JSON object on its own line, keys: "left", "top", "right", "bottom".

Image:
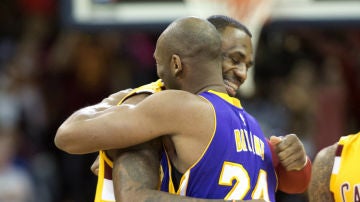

{"left": 54, "top": 89, "right": 134, "bottom": 153}
{"left": 103, "top": 92, "right": 263, "bottom": 202}
{"left": 55, "top": 90, "right": 210, "bottom": 154}
{"left": 308, "top": 144, "right": 336, "bottom": 202}
{"left": 112, "top": 138, "right": 162, "bottom": 202}
{"left": 112, "top": 142, "right": 265, "bottom": 202}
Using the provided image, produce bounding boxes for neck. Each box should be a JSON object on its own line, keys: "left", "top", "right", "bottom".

{"left": 193, "top": 83, "right": 227, "bottom": 95}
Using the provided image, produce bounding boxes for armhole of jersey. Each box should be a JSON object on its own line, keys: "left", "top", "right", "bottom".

{"left": 174, "top": 95, "right": 217, "bottom": 196}
{"left": 163, "top": 149, "right": 176, "bottom": 194}
{"left": 330, "top": 134, "right": 359, "bottom": 197}
{"left": 330, "top": 143, "right": 343, "bottom": 194}
{"left": 117, "top": 84, "right": 163, "bottom": 105}
{"left": 117, "top": 91, "right": 151, "bottom": 105}
{"left": 95, "top": 150, "right": 110, "bottom": 202}
{"left": 187, "top": 95, "right": 217, "bottom": 170}
{"left": 102, "top": 150, "right": 113, "bottom": 168}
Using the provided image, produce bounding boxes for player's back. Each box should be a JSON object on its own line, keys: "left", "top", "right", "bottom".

{"left": 161, "top": 90, "right": 277, "bottom": 201}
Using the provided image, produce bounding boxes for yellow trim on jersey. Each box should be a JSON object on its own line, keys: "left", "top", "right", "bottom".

{"left": 94, "top": 150, "right": 113, "bottom": 202}
{"left": 338, "top": 133, "right": 359, "bottom": 145}
{"left": 95, "top": 79, "right": 164, "bottom": 202}
{"left": 102, "top": 151, "right": 113, "bottom": 168}
{"left": 176, "top": 94, "right": 217, "bottom": 195}
{"left": 175, "top": 90, "right": 241, "bottom": 195}
{"left": 162, "top": 149, "right": 176, "bottom": 194}
{"left": 118, "top": 79, "right": 164, "bottom": 105}
{"left": 208, "top": 90, "right": 242, "bottom": 108}
{"left": 159, "top": 163, "right": 164, "bottom": 190}
{"left": 330, "top": 132, "right": 360, "bottom": 202}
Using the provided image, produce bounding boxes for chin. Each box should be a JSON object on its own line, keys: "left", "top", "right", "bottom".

{"left": 225, "top": 85, "right": 236, "bottom": 97}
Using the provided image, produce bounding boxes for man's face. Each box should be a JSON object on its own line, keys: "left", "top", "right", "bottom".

{"left": 154, "top": 46, "right": 167, "bottom": 84}
{"left": 220, "top": 26, "right": 254, "bottom": 97}
{"left": 154, "top": 41, "right": 177, "bottom": 90}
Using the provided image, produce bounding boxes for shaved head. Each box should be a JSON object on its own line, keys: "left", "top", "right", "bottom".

{"left": 156, "top": 16, "right": 222, "bottom": 66}
{"left": 154, "top": 16, "right": 224, "bottom": 93}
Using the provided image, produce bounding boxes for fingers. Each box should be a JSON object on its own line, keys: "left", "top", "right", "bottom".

{"left": 275, "top": 134, "right": 307, "bottom": 171}
{"left": 279, "top": 150, "right": 307, "bottom": 171}
{"left": 276, "top": 134, "right": 297, "bottom": 151}
{"left": 269, "top": 135, "right": 282, "bottom": 145}
{"left": 90, "top": 155, "right": 100, "bottom": 176}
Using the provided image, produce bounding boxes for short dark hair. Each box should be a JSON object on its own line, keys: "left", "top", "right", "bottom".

{"left": 207, "top": 15, "right": 252, "bottom": 38}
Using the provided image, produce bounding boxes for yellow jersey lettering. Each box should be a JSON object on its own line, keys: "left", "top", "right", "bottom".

{"left": 219, "top": 162, "right": 270, "bottom": 201}
{"left": 234, "top": 129, "right": 265, "bottom": 160}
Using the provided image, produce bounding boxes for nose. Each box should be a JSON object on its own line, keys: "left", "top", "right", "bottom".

{"left": 233, "top": 64, "right": 247, "bottom": 84}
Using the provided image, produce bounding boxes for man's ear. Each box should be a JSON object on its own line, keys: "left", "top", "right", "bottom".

{"left": 171, "top": 54, "right": 183, "bottom": 76}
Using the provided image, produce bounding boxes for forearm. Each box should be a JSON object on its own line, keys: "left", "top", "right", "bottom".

{"left": 128, "top": 189, "right": 263, "bottom": 202}
{"left": 55, "top": 91, "right": 154, "bottom": 154}
{"left": 112, "top": 140, "right": 161, "bottom": 201}
{"left": 277, "top": 157, "right": 312, "bottom": 193}
{"left": 55, "top": 107, "right": 100, "bottom": 153}
{"left": 112, "top": 141, "right": 264, "bottom": 202}
{"left": 54, "top": 103, "right": 117, "bottom": 154}
{"left": 55, "top": 97, "right": 122, "bottom": 153}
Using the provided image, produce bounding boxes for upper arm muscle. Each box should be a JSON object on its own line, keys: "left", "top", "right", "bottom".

{"left": 308, "top": 144, "right": 337, "bottom": 202}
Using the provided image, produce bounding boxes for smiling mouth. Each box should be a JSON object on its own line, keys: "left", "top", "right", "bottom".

{"left": 224, "top": 79, "right": 239, "bottom": 96}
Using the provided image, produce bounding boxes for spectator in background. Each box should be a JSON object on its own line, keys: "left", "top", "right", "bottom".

{"left": 314, "top": 56, "right": 347, "bottom": 154}
{"left": 0, "top": 83, "right": 35, "bottom": 202}
{"left": 281, "top": 59, "right": 318, "bottom": 158}
{"left": 0, "top": 127, "right": 35, "bottom": 202}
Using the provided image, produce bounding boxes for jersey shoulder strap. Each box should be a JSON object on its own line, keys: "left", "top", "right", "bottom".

{"left": 95, "top": 79, "right": 164, "bottom": 202}
{"left": 118, "top": 79, "right": 165, "bottom": 105}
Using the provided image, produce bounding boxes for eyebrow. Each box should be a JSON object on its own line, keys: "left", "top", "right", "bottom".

{"left": 229, "top": 51, "right": 254, "bottom": 67}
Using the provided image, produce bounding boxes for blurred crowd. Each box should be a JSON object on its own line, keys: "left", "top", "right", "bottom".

{"left": 0, "top": 1, "right": 159, "bottom": 201}
{"left": 243, "top": 24, "right": 360, "bottom": 201}
{"left": 0, "top": 1, "right": 359, "bottom": 202}
{"left": 246, "top": 24, "right": 360, "bottom": 158}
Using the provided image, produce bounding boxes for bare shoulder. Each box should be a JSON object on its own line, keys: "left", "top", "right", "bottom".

{"left": 102, "top": 89, "right": 133, "bottom": 105}
{"left": 142, "top": 90, "right": 209, "bottom": 109}
{"left": 315, "top": 143, "right": 337, "bottom": 163}
{"left": 122, "top": 93, "right": 151, "bottom": 105}
{"left": 308, "top": 143, "right": 338, "bottom": 202}
{"left": 135, "top": 90, "right": 213, "bottom": 130}
{"left": 312, "top": 143, "right": 337, "bottom": 182}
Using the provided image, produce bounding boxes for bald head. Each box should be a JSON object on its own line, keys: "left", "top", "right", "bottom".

{"left": 157, "top": 16, "right": 222, "bottom": 64}
{"left": 154, "top": 16, "right": 225, "bottom": 93}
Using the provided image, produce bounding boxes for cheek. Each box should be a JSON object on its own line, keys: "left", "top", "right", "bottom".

{"left": 157, "top": 65, "right": 165, "bottom": 78}
{"left": 221, "top": 62, "right": 233, "bottom": 73}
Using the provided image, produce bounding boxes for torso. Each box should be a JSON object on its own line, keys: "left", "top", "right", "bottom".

{"left": 330, "top": 132, "right": 360, "bottom": 202}
{"left": 160, "top": 90, "right": 277, "bottom": 201}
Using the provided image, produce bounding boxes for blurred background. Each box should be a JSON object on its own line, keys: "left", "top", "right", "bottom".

{"left": 0, "top": 0, "right": 359, "bottom": 201}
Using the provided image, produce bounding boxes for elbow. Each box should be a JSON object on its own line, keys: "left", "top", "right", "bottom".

{"left": 54, "top": 125, "right": 80, "bottom": 154}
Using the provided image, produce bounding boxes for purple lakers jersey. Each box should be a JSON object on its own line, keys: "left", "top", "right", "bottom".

{"left": 160, "top": 90, "right": 277, "bottom": 201}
